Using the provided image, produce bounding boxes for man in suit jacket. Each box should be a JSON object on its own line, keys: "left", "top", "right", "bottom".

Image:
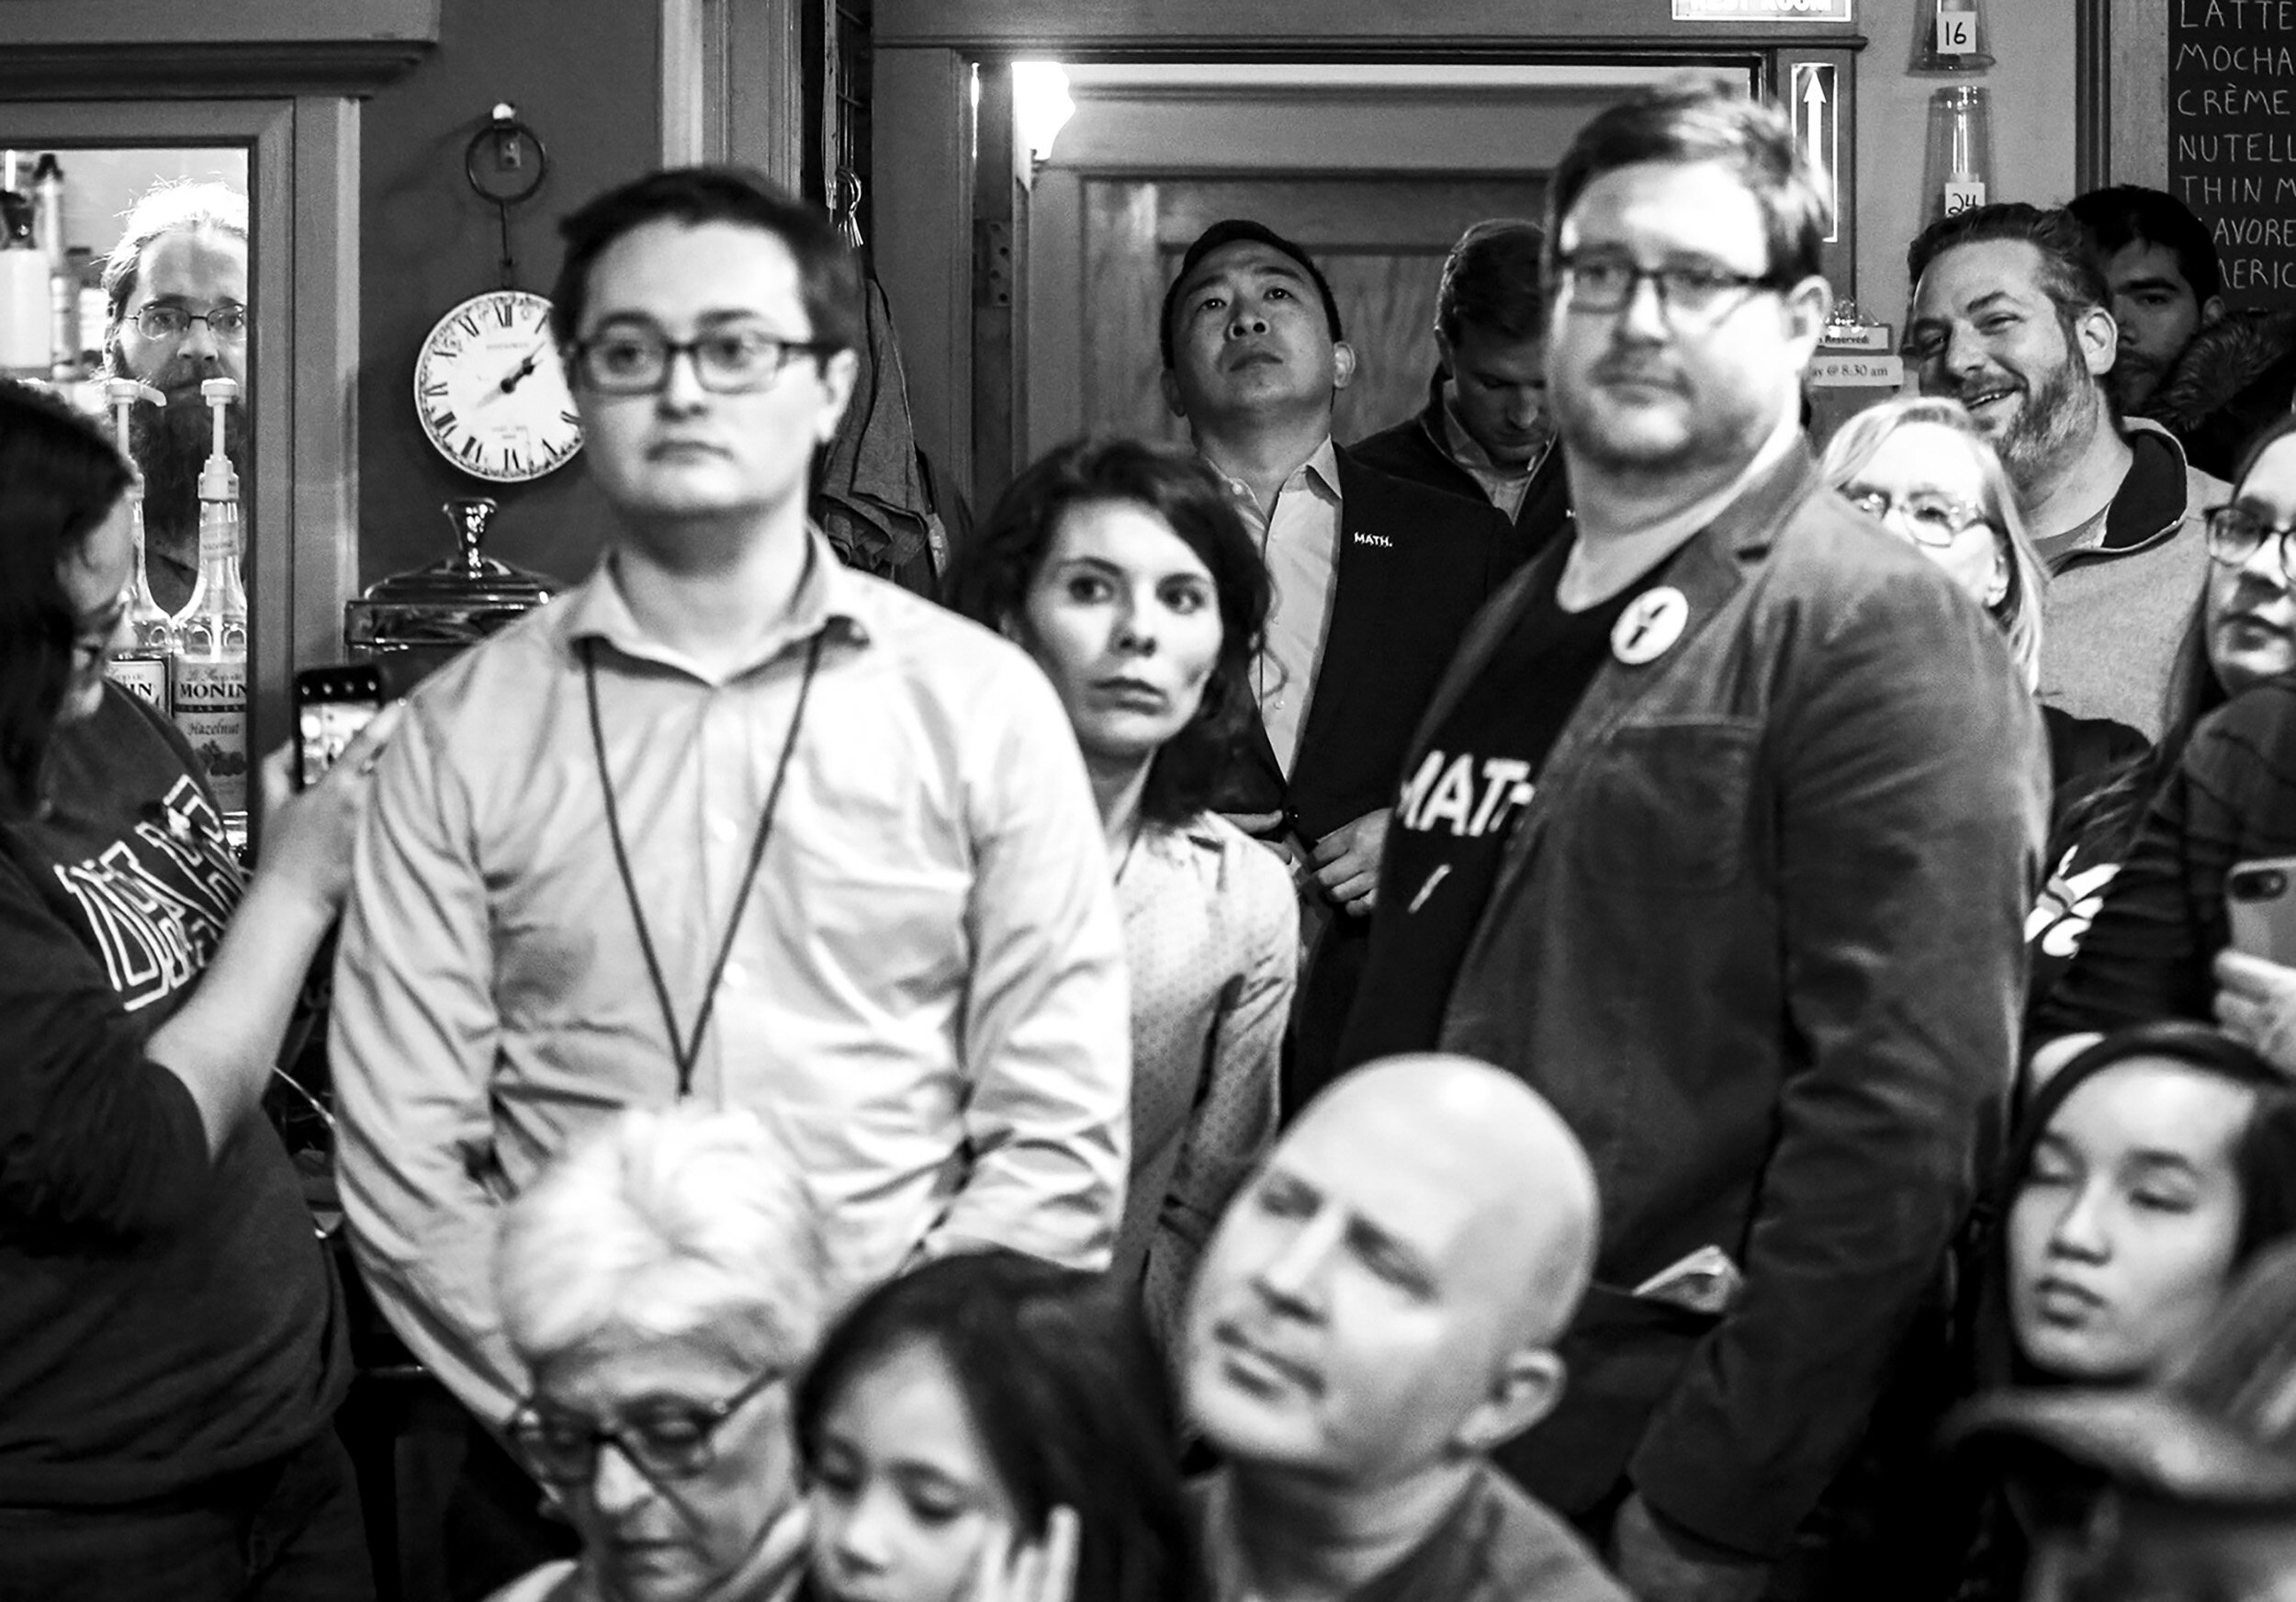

{"left": 1351, "top": 219, "right": 1573, "bottom": 563}
{"left": 1158, "top": 219, "right": 1523, "bottom": 1110}
{"left": 1337, "top": 85, "right": 2044, "bottom": 1600}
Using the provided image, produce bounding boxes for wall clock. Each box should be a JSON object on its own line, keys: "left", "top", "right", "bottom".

{"left": 413, "top": 288, "right": 582, "bottom": 484}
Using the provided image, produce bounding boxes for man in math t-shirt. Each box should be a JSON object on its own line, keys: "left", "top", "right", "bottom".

{"left": 1338, "top": 83, "right": 2043, "bottom": 1599}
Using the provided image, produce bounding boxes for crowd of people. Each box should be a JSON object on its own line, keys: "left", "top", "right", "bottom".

{"left": 6, "top": 73, "right": 2296, "bottom": 1602}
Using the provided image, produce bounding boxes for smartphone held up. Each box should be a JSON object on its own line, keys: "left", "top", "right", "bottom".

{"left": 293, "top": 665, "right": 385, "bottom": 791}
{"left": 2228, "top": 858, "right": 2296, "bottom": 967}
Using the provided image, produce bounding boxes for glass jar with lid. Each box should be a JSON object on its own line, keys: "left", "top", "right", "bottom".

{"left": 344, "top": 497, "right": 556, "bottom": 683}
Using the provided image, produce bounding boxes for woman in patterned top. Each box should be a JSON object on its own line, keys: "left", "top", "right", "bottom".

{"left": 949, "top": 436, "right": 1296, "bottom": 1346}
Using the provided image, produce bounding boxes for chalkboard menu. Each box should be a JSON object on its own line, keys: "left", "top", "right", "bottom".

{"left": 2170, "top": 1, "right": 2296, "bottom": 309}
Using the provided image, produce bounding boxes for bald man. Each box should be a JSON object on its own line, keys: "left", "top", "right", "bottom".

{"left": 1183, "top": 1055, "right": 1626, "bottom": 1602}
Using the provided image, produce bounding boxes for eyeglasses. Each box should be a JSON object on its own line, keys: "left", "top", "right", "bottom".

{"left": 568, "top": 322, "right": 837, "bottom": 396}
{"left": 1553, "top": 251, "right": 1786, "bottom": 322}
{"left": 129, "top": 303, "right": 249, "bottom": 343}
{"left": 2205, "top": 505, "right": 2296, "bottom": 583}
{"left": 1844, "top": 488, "right": 1995, "bottom": 548}
{"left": 506, "top": 1360, "right": 784, "bottom": 1487}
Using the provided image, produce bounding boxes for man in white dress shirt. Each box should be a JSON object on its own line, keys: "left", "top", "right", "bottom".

{"left": 332, "top": 167, "right": 1130, "bottom": 1443}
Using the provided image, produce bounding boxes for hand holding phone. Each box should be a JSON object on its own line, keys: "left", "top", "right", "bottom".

{"left": 258, "top": 698, "right": 405, "bottom": 918}
{"left": 2215, "top": 947, "right": 2296, "bottom": 1077}
{"left": 294, "top": 665, "right": 386, "bottom": 791}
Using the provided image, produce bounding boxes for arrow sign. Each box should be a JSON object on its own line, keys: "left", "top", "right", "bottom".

{"left": 1790, "top": 62, "right": 1841, "bottom": 244}
{"left": 1802, "top": 71, "right": 1827, "bottom": 175}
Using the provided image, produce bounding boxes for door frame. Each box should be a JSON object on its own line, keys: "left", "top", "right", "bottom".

{"left": 872, "top": 1, "right": 1865, "bottom": 498}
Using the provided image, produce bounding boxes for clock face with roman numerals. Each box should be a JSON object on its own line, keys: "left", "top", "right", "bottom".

{"left": 413, "top": 289, "right": 583, "bottom": 483}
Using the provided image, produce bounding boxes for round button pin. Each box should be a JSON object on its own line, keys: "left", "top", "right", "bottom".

{"left": 1612, "top": 586, "right": 1690, "bottom": 666}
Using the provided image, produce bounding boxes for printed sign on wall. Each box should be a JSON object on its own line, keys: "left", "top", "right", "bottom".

{"left": 2169, "top": 0, "right": 2296, "bottom": 308}
{"left": 1789, "top": 62, "right": 1841, "bottom": 242}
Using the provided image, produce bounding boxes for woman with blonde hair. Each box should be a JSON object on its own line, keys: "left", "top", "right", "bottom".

{"left": 1824, "top": 396, "right": 2147, "bottom": 1009}
{"left": 1820, "top": 396, "right": 2048, "bottom": 690}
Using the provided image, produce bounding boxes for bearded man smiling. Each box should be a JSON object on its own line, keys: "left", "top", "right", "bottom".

{"left": 1907, "top": 203, "right": 2220, "bottom": 741}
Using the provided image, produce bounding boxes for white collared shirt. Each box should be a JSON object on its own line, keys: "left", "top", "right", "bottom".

{"left": 332, "top": 530, "right": 1130, "bottom": 1421}
{"left": 1211, "top": 438, "right": 1345, "bottom": 776}
{"left": 1440, "top": 381, "right": 1551, "bottom": 522}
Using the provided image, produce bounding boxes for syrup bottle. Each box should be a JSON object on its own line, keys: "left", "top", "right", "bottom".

{"left": 171, "top": 378, "right": 249, "bottom": 818}
{"left": 101, "top": 378, "right": 174, "bottom": 708}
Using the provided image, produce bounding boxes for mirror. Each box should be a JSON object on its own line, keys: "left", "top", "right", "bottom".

{"left": 1, "top": 145, "right": 252, "bottom": 614}
{"left": 0, "top": 47, "right": 389, "bottom": 804}
{"left": 0, "top": 141, "right": 257, "bottom": 820}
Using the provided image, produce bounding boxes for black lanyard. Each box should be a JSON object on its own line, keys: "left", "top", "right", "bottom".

{"left": 580, "top": 631, "right": 825, "bottom": 1096}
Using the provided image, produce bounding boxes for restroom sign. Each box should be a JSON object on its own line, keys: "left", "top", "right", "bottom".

{"left": 1790, "top": 62, "right": 1841, "bottom": 242}
{"left": 1673, "top": 0, "right": 1853, "bottom": 19}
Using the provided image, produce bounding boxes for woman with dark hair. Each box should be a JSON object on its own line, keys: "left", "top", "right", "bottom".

{"left": 947, "top": 436, "right": 1295, "bottom": 1340}
{"left": 1986, "top": 1023, "right": 2296, "bottom": 1387}
{"left": 2036, "top": 412, "right": 2296, "bottom": 1046}
{"left": 793, "top": 1249, "right": 1191, "bottom": 1602}
{"left": 1945, "top": 1239, "right": 2296, "bottom": 1602}
{"left": 0, "top": 380, "right": 396, "bottom": 1598}
{"left": 1929, "top": 1022, "right": 2296, "bottom": 1601}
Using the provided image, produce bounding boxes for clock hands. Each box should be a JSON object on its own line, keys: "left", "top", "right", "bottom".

{"left": 418, "top": 291, "right": 582, "bottom": 482}
{"left": 497, "top": 337, "right": 550, "bottom": 394}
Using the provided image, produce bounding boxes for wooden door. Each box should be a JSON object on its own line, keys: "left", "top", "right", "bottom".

{"left": 1073, "top": 173, "right": 1548, "bottom": 451}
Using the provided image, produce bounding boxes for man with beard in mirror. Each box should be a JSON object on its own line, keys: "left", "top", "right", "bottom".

{"left": 1906, "top": 202, "right": 2219, "bottom": 741}
{"left": 97, "top": 181, "right": 250, "bottom": 615}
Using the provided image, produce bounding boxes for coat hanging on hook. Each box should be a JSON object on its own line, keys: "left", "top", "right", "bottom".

{"left": 831, "top": 168, "right": 866, "bottom": 254}
{"left": 816, "top": 167, "right": 959, "bottom": 596}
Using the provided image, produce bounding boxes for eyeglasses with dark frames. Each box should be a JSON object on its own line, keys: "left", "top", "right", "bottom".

{"left": 506, "top": 1359, "right": 785, "bottom": 1487}
{"left": 1843, "top": 487, "right": 1996, "bottom": 549}
{"left": 568, "top": 322, "right": 838, "bottom": 396}
{"left": 1552, "top": 250, "right": 1788, "bottom": 323}
{"left": 130, "top": 304, "right": 249, "bottom": 343}
{"left": 2205, "top": 504, "right": 2296, "bottom": 585}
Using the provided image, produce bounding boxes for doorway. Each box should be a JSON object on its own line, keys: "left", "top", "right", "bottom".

{"left": 870, "top": 5, "right": 1863, "bottom": 508}
{"left": 1014, "top": 62, "right": 1751, "bottom": 493}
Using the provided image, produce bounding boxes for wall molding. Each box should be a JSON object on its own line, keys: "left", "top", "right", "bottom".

{"left": 660, "top": 0, "right": 807, "bottom": 186}
{"left": 2107, "top": 0, "right": 2168, "bottom": 190}
{"left": 0, "top": 96, "right": 361, "bottom": 767}
{"left": 876, "top": 0, "right": 1860, "bottom": 51}
{"left": 2077, "top": 0, "right": 2110, "bottom": 190}
{"left": 0, "top": 0, "right": 436, "bottom": 97}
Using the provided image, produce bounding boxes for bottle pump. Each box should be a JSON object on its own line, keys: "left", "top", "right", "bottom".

{"left": 101, "top": 377, "right": 174, "bottom": 707}
{"left": 171, "top": 378, "right": 250, "bottom": 818}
